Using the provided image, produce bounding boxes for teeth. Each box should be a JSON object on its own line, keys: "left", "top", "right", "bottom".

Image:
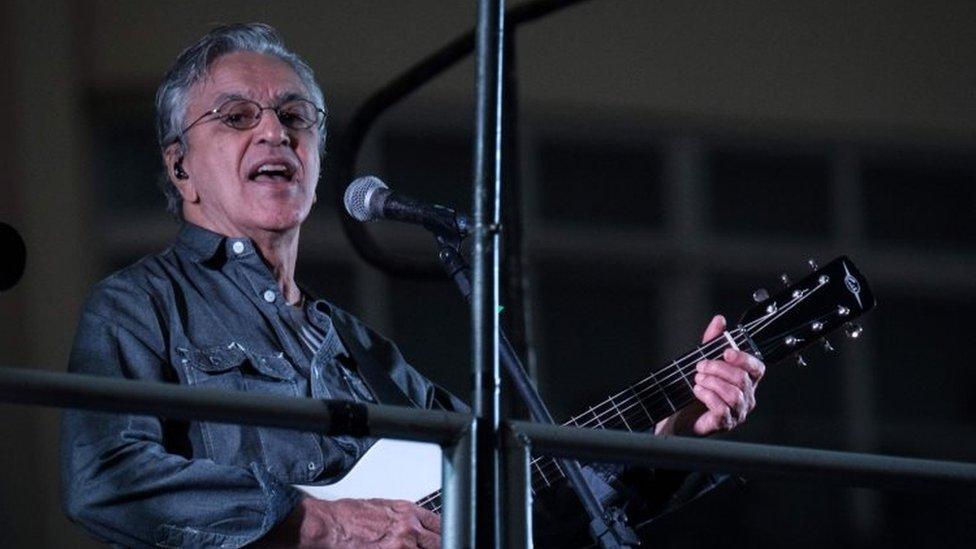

{"left": 257, "top": 163, "right": 290, "bottom": 174}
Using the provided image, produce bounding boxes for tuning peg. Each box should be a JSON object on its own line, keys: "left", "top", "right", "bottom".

{"left": 796, "top": 354, "right": 807, "bottom": 367}
{"left": 807, "top": 258, "right": 819, "bottom": 271}
{"left": 821, "top": 338, "right": 836, "bottom": 353}
{"left": 752, "top": 288, "right": 769, "bottom": 302}
{"left": 780, "top": 273, "right": 792, "bottom": 286}
{"left": 843, "top": 322, "right": 863, "bottom": 339}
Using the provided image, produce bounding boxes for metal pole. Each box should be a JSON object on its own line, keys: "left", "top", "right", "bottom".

{"left": 514, "top": 421, "right": 976, "bottom": 492}
{"left": 472, "top": 0, "right": 505, "bottom": 545}
{"left": 502, "top": 423, "right": 533, "bottom": 548}
{"left": 442, "top": 418, "right": 478, "bottom": 549}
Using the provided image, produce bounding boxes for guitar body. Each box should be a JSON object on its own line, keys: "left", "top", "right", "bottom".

{"left": 294, "top": 439, "right": 442, "bottom": 502}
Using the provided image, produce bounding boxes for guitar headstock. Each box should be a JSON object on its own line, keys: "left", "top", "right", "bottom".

{"left": 738, "top": 256, "right": 876, "bottom": 365}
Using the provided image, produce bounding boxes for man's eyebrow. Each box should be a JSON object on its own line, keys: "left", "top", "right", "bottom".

{"left": 276, "top": 91, "right": 312, "bottom": 104}
{"left": 210, "top": 92, "right": 247, "bottom": 110}
{"left": 208, "top": 91, "right": 312, "bottom": 109}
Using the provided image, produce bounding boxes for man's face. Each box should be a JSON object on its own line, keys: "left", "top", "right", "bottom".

{"left": 173, "top": 51, "right": 321, "bottom": 235}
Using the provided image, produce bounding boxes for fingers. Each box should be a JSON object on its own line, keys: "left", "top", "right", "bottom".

{"left": 695, "top": 371, "right": 752, "bottom": 422}
{"left": 701, "top": 314, "right": 726, "bottom": 344}
{"left": 722, "top": 348, "right": 766, "bottom": 381}
{"left": 697, "top": 358, "right": 751, "bottom": 388}
{"left": 366, "top": 499, "right": 442, "bottom": 548}
{"left": 417, "top": 507, "right": 441, "bottom": 534}
{"left": 691, "top": 385, "right": 734, "bottom": 432}
{"left": 416, "top": 526, "right": 441, "bottom": 549}
{"left": 694, "top": 351, "right": 763, "bottom": 432}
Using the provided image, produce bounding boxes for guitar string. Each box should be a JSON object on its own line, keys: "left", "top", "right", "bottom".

{"left": 518, "top": 292, "right": 825, "bottom": 488}
{"left": 419, "top": 320, "right": 763, "bottom": 509}
{"left": 528, "top": 332, "right": 749, "bottom": 486}
{"left": 416, "top": 333, "right": 748, "bottom": 510}
{"left": 421, "top": 286, "right": 827, "bottom": 508}
{"left": 528, "top": 294, "right": 826, "bottom": 484}
{"left": 423, "top": 314, "right": 781, "bottom": 508}
{"left": 573, "top": 286, "right": 817, "bottom": 430}
{"left": 526, "top": 304, "right": 832, "bottom": 486}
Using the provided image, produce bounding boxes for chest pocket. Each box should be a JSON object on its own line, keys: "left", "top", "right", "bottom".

{"left": 173, "top": 344, "right": 322, "bottom": 480}
{"left": 176, "top": 343, "right": 296, "bottom": 392}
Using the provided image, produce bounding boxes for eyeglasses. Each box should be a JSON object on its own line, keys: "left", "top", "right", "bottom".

{"left": 180, "top": 98, "right": 326, "bottom": 137}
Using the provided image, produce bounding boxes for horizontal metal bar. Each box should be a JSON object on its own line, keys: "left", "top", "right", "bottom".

{"left": 0, "top": 367, "right": 471, "bottom": 445}
{"left": 4, "top": 368, "right": 974, "bottom": 495}
{"left": 513, "top": 420, "right": 976, "bottom": 493}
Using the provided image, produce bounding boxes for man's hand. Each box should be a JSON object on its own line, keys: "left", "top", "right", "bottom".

{"left": 655, "top": 314, "right": 765, "bottom": 437}
{"left": 259, "top": 496, "right": 441, "bottom": 548}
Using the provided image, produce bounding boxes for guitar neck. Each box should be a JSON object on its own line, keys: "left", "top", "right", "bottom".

{"left": 417, "top": 328, "right": 751, "bottom": 512}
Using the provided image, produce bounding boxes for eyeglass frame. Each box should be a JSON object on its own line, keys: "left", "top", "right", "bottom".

{"left": 178, "top": 96, "right": 327, "bottom": 140}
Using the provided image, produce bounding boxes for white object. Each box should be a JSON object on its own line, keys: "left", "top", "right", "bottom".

{"left": 294, "top": 438, "right": 442, "bottom": 502}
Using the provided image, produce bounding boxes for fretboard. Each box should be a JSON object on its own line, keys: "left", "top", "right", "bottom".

{"left": 417, "top": 327, "right": 751, "bottom": 513}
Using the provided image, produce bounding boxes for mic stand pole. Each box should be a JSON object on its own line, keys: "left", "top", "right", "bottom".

{"left": 432, "top": 225, "right": 639, "bottom": 549}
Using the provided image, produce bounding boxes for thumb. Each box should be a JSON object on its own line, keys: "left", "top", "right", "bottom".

{"left": 701, "top": 314, "right": 726, "bottom": 343}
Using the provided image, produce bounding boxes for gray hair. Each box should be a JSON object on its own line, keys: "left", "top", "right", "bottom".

{"left": 154, "top": 23, "right": 327, "bottom": 219}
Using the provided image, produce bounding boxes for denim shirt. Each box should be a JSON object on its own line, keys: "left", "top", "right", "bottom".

{"left": 60, "top": 223, "right": 724, "bottom": 548}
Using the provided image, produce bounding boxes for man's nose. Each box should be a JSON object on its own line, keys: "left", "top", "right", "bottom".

{"left": 252, "top": 109, "right": 292, "bottom": 147}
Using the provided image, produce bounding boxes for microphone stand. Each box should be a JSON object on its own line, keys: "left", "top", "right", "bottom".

{"left": 429, "top": 213, "right": 639, "bottom": 548}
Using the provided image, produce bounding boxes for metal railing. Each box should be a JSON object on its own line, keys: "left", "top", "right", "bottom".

{"left": 4, "top": 366, "right": 976, "bottom": 547}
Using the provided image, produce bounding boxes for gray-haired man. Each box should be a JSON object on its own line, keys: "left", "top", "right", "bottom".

{"left": 60, "top": 23, "right": 763, "bottom": 548}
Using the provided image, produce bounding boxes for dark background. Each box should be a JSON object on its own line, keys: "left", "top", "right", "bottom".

{"left": 1, "top": 1, "right": 974, "bottom": 547}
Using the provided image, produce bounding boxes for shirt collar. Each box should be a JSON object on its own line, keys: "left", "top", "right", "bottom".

{"left": 174, "top": 222, "right": 227, "bottom": 263}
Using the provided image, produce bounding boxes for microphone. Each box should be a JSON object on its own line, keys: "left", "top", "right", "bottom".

{"left": 343, "top": 176, "right": 470, "bottom": 237}
{"left": 0, "top": 222, "right": 26, "bottom": 293}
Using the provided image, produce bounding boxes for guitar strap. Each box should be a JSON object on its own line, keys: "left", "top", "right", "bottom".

{"left": 330, "top": 312, "right": 418, "bottom": 409}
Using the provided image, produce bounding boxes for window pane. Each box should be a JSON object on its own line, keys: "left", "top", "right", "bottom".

{"left": 91, "top": 94, "right": 170, "bottom": 216}
{"left": 388, "top": 277, "right": 470, "bottom": 399}
{"left": 536, "top": 139, "right": 664, "bottom": 229}
{"left": 863, "top": 154, "right": 976, "bottom": 249}
{"left": 381, "top": 130, "right": 472, "bottom": 212}
{"left": 708, "top": 147, "right": 830, "bottom": 238}
{"left": 534, "top": 262, "right": 659, "bottom": 421}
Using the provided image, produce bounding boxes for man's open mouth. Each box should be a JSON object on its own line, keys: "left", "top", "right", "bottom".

{"left": 248, "top": 162, "right": 297, "bottom": 182}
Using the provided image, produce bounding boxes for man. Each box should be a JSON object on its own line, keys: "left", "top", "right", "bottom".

{"left": 60, "top": 23, "right": 764, "bottom": 548}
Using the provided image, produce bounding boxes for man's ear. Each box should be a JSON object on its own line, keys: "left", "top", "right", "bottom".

{"left": 163, "top": 144, "right": 198, "bottom": 203}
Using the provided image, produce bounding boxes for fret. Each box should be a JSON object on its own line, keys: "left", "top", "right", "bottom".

{"left": 550, "top": 458, "right": 565, "bottom": 478}
{"left": 647, "top": 370, "right": 676, "bottom": 413}
{"left": 588, "top": 406, "right": 604, "bottom": 428}
{"left": 628, "top": 385, "right": 655, "bottom": 428}
{"left": 535, "top": 456, "right": 565, "bottom": 484}
{"left": 609, "top": 397, "right": 632, "bottom": 431}
{"left": 534, "top": 460, "right": 551, "bottom": 487}
{"left": 676, "top": 360, "right": 694, "bottom": 391}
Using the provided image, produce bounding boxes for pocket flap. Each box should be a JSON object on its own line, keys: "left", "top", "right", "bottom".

{"left": 177, "top": 344, "right": 296, "bottom": 381}
{"left": 246, "top": 352, "right": 295, "bottom": 381}
{"left": 177, "top": 344, "right": 247, "bottom": 373}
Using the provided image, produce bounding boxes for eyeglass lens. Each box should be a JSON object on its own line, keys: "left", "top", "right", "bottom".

{"left": 221, "top": 100, "right": 321, "bottom": 130}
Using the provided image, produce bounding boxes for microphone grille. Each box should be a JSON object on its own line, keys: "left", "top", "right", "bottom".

{"left": 343, "top": 176, "right": 388, "bottom": 221}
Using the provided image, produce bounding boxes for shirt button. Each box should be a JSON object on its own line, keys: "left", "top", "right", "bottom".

{"left": 232, "top": 241, "right": 245, "bottom": 254}
{"left": 307, "top": 461, "right": 316, "bottom": 471}
{"left": 263, "top": 290, "right": 276, "bottom": 303}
